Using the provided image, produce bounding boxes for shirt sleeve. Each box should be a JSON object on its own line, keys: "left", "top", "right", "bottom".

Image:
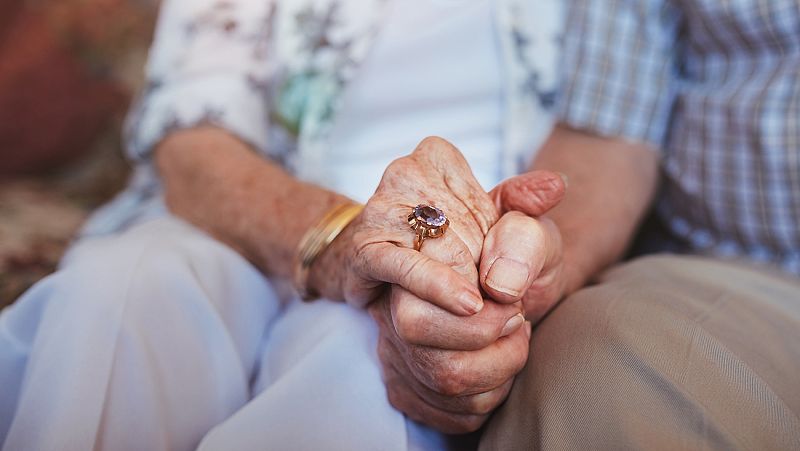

{"left": 125, "top": 0, "right": 275, "bottom": 161}
{"left": 556, "top": 0, "right": 683, "bottom": 148}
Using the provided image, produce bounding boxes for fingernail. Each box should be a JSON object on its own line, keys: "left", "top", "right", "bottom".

{"left": 486, "top": 258, "right": 530, "bottom": 298}
{"left": 460, "top": 292, "right": 484, "bottom": 315}
{"left": 524, "top": 321, "right": 532, "bottom": 339}
{"left": 557, "top": 172, "right": 569, "bottom": 188}
{"left": 500, "top": 313, "right": 525, "bottom": 337}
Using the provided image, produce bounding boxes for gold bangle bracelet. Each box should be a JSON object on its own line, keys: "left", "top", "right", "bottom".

{"left": 293, "top": 203, "right": 364, "bottom": 300}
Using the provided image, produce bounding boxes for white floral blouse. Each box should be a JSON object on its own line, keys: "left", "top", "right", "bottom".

{"left": 81, "top": 0, "right": 563, "bottom": 238}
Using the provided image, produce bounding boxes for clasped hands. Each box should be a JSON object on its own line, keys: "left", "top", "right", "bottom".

{"left": 309, "top": 137, "right": 567, "bottom": 433}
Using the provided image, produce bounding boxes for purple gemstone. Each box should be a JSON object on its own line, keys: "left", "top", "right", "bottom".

{"left": 414, "top": 205, "right": 446, "bottom": 227}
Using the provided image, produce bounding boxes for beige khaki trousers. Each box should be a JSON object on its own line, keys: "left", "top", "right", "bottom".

{"left": 480, "top": 255, "right": 800, "bottom": 450}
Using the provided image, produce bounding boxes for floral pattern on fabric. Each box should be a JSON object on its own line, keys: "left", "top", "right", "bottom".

{"left": 272, "top": 3, "right": 356, "bottom": 138}
{"left": 89, "top": 0, "right": 563, "bottom": 238}
{"left": 124, "top": 0, "right": 278, "bottom": 160}
{"left": 127, "top": 0, "right": 560, "bottom": 160}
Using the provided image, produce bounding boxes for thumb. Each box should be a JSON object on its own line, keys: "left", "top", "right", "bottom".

{"left": 489, "top": 170, "right": 567, "bottom": 216}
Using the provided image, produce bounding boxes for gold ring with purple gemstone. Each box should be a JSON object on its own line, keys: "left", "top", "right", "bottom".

{"left": 408, "top": 204, "right": 449, "bottom": 251}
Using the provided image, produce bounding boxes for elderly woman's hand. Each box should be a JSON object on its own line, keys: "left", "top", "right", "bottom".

{"left": 365, "top": 169, "right": 567, "bottom": 433}
{"left": 309, "top": 136, "right": 499, "bottom": 315}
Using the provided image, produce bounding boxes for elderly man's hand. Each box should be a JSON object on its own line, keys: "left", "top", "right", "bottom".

{"left": 483, "top": 171, "right": 568, "bottom": 322}
{"left": 369, "top": 291, "right": 530, "bottom": 433}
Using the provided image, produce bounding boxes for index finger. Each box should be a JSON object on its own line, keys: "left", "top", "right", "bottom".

{"left": 390, "top": 285, "right": 524, "bottom": 351}
{"left": 357, "top": 242, "right": 483, "bottom": 315}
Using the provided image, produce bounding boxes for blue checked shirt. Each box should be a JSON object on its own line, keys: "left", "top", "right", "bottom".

{"left": 559, "top": 0, "right": 800, "bottom": 275}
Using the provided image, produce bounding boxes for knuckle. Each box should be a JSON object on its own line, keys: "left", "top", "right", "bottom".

{"left": 385, "top": 386, "right": 405, "bottom": 412}
{"left": 417, "top": 135, "right": 449, "bottom": 150}
{"left": 527, "top": 187, "right": 552, "bottom": 210}
{"left": 469, "top": 396, "right": 499, "bottom": 416}
{"left": 472, "top": 324, "right": 498, "bottom": 349}
{"left": 512, "top": 220, "right": 546, "bottom": 253}
{"left": 415, "top": 136, "right": 460, "bottom": 161}
{"left": 381, "top": 158, "right": 415, "bottom": 187}
{"left": 428, "top": 279, "right": 451, "bottom": 305}
{"left": 462, "top": 415, "right": 489, "bottom": 433}
{"left": 466, "top": 387, "right": 507, "bottom": 416}
{"left": 450, "top": 244, "right": 474, "bottom": 267}
{"left": 450, "top": 415, "right": 488, "bottom": 434}
{"left": 510, "top": 342, "right": 530, "bottom": 374}
{"left": 504, "top": 213, "right": 542, "bottom": 239}
{"left": 386, "top": 156, "right": 411, "bottom": 173}
{"left": 463, "top": 311, "right": 508, "bottom": 349}
{"left": 429, "top": 360, "right": 469, "bottom": 397}
{"left": 393, "top": 302, "right": 425, "bottom": 343}
{"left": 396, "top": 253, "right": 427, "bottom": 286}
{"left": 376, "top": 338, "right": 392, "bottom": 363}
{"left": 527, "top": 173, "right": 566, "bottom": 202}
{"left": 397, "top": 253, "right": 438, "bottom": 294}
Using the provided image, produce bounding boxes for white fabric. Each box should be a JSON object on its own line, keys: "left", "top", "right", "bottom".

{"left": 1, "top": 218, "right": 443, "bottom": 450}
{"left": 0, "top": 1, "right": 505, "bottom": 450}
{"left": 323, "top": 0, "right": 504, "bottom": 200}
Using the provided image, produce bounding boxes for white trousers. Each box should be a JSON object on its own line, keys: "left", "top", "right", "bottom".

{"left": 0, "top": 217, "right": 445, "bottom": 451}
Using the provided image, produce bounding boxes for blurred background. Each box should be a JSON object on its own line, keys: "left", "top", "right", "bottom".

{"left": 0, "top": 0, "right": 158, "bottom": 306}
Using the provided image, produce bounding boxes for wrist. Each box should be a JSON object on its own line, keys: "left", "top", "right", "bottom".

{"left": 296, "top": 203, "right": 363, "bottom": 301}
{"left": 559, "top": 240, "right": 596, "bottom": 296}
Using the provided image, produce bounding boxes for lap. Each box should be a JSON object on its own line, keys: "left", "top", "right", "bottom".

{"left": 2, "top": 216, "right": 445, "bottom": 450}
{"left": 0, "top": 216, "right": 282, "bottom": 450}
{"left": 480, "top": 254, "right": 800, "bottom": 451}
{"left": 8, "top": 215, "right": 282, "bottom": 380}
{"left": 199, "top": 298, "right": 447, "bottom": 451}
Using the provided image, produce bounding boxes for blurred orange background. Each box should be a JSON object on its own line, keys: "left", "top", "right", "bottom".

{"left": 0, "top": 0, "right": 158, "bottom": 304}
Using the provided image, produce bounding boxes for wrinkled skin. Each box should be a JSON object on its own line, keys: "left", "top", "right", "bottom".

{"left": 314, "top": 136, "right": 568, "bottom": 433}
{"left": 371, "top": 174, "right": 566, "bottom": 433}
{"left": 312, "top": 136, "right": 499, "bottom": 315}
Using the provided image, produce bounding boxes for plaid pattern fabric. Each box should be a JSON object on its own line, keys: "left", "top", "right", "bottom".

{"left": 559, "top": 0, "right": 800, "bottom": 275}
